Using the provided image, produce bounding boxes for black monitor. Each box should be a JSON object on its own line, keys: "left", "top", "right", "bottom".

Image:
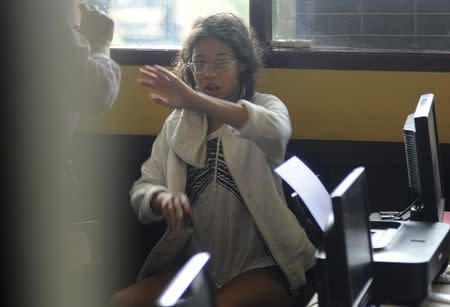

{"left": 155, "top": 252, "right": 215, "bottom": 307}
{"left": 403, "top": 93, "right": 446, "bottom": 222}
{"left": 319, "top": 167, "right": 375, "bottom": 307}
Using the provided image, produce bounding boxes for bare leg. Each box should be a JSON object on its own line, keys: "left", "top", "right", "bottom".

{"left": 109, "top": 269, "right": 176, "bottom": 307}
{"left": 217, "top": 267, "right": 294, "bottom": 307}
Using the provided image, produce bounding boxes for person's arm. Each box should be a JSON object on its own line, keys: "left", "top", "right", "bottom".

{"left": 232, "top": 94, "right": 292, "bottom": 164}
{"left": 84, "top": 53, "right": 120, "bottom": 113}
{"left": 130, "top": 132, "right": 169, "bottom": 224}
{"left": 189, "top": 91, "right": 249, "bottom": 129}
{"left": 138, "top": 65, "right": 248, "bottom": 129}
{"left": 72, "top": 3, "right": 121, "bottom": 114}
{"left": 187, "top": 91, "right": 292, "bottom": 156}
{"left": 78, "top": 3, "right": 114, "bottom": 57}
{"left": 137, "top": 65, "right": 291, "bottom": 163}
{"left": 181, "top": 91, "right": 292, "bottom": 164}
{"left": 130, "top": 126, "right": 192, "bottom": 229}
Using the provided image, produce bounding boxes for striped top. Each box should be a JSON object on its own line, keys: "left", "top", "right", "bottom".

{"left": 185, "top": 127, "right": 275, "bottom": 287}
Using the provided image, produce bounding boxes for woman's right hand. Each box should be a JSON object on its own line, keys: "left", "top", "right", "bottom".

{"left": 137, "top": 65, "right": 197, "bottom": 110}
{"left": 151, "top": 192, "right": 193, "bottom": 231}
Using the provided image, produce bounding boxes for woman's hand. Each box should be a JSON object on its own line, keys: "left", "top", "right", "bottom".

{"left": 138, "top": 65, "right": 197, "bottom": 110}
{"left": 151, "top": 192, "right": 193, "bottom": 231}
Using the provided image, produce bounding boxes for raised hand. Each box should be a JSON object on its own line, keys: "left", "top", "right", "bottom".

{"left": 138, "top": 65, "right": 197, "bottom": 110}
{"left": 79, "top": 3, "right": 114, "bottom": 54}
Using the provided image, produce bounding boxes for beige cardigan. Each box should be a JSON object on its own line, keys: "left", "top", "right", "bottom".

{"left": 130, "top": 92, "right": 316, "bottom": 292}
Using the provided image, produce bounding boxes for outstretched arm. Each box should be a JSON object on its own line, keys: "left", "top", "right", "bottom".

{"left": 138, "top": 65, "right": 248, "bottom": 129}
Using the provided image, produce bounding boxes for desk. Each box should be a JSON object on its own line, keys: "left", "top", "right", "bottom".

{"left": 306, "top": 283, "right": 450, "bottom": 307}
{"left": 384, "top": 283, "right": 450, "bottom": 307}
{"left": 306, "top": 265, "right": 450, "bottom": 307}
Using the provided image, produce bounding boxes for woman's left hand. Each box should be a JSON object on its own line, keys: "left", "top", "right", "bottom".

{"left": 138, "top": 65, "right": 196, "bottom": 109}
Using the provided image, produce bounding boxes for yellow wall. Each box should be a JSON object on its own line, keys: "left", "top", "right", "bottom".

{"left": 78, "top": 66, "right": 450, "bottom": 143}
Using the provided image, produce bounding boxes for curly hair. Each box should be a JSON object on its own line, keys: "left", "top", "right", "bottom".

{"left": 173, "top": 13, "right": 263, "bottom": 101}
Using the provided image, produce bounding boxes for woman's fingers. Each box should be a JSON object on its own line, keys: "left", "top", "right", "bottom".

{"left": 149, "top": 94, "right": 171, "bottom": 109}
{"left": 137, "top": 78, "right": 166, "bottom": 95}
{"left": 180, "top": 194, "right": 192, "bottom": 219}
{"left": 144, "top": 65, "right": 170, "bottom": 81}
{"left": 138, "top": 68, "right": 161, "bottom": 86}
{"left": 163, "top": 202, "right": 174, "bottom": 230}
{"left": 162, "top": 196, "right": 179, "bottom": 231}
{"left": 173, "top": 197, "right": 184, "bottom": 222}
{"left": 173, "top": 194, "right": 192, "bottom": 227}
{"left": 138, "top": 67, "right": 170, "bottom": 92}
{"left": 161, "top": 193, "right": 192, "bottom": 231}
{"left": 138, "top": 78, "right": 165, "bottom": 92}
{"left": 139, "top": 67, "right": 157, "bottom": 79}
{"left": 137, "top": 78, "right": 155, "bottom": 88}
{"left": 154, "top": 65, "right": 176, "bottom": 81}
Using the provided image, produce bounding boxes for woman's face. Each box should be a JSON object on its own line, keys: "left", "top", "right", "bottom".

{"left": 190, "top": 37, "right": 243, "bottom": 102}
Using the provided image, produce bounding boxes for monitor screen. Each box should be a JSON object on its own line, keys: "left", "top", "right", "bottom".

{"left": 325, "top": 167, "right": 374, "bottom": 307}
{"left": 155, "top": 252, "right": 215, "bottom": 307}
{"left": 403, "top": 93, "right": 445, "bottom": 222}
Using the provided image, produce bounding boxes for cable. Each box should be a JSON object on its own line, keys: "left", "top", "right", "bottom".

{"left": 377, "top": 198, "right": 422, "bottom": 221}
{"left": 396, "top": 198, "right": 421, "bottom": 219}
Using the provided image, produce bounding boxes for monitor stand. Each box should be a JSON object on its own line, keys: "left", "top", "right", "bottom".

{"left": 315, "top": 221, "right": 450, "bottom": 306}
{"left": 409, "top": 201, "right": 425, "bottom": 221}
{"left": 372, "top": 221, "right": 449, "bottom": 305}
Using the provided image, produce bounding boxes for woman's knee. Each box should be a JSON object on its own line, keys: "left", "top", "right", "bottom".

{"left": 216, "top": 267, "right": 293, "bottom": 307}
{"left": 109, "top": 271, "right": 176, "bottom": 307}
{"left": 109, "top": 288, "right": 132, "bottom": 306}
{"left": 109, "top": 284, "right": 155, "bottom": 307}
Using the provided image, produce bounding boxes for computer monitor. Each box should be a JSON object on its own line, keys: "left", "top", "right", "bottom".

{"left": 319, "top": 167, "right": 375, "bottom": 307}
{"left": 155, "top": 252, "right": 215, "bottom": 307}
{"left": 403, "top": 93, "right": 446, "bottom": 222}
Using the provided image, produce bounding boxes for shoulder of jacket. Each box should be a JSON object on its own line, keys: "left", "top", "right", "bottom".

{"left": 251, "top": 92, "right": 283, "bottom": 105}
{"left": 162, "top": 109, "right": 181, "bottom": 131}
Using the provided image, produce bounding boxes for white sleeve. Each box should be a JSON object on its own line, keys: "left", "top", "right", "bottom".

{"left": 130, "top": 131, "right": 169, "bottom": 224}
{"left": 85, "top": 53, "right": 121, "bottom": 113}
{"left": 70, "top": 27, "right": 121, "bottom": 114}
{"left": 232, "top": 94, "right": 292, "bottom": 164}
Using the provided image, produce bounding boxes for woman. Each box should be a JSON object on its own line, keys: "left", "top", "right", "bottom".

{"left": 111, "top": 12, "right": 315, "bottom": 307}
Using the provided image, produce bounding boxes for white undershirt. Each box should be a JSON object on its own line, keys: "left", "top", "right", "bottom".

{"left": 186, "top": 127, "right": 275, "bottom": 288}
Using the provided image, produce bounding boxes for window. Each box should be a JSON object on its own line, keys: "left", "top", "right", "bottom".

{"left": 87, "top": 0, "right": 249, "bottom": 49}
{"left": 273, "top": 0, "right": 450, "bottom": 52}
{"left": 86, "top": 0, "right": 450, "bottom": 71}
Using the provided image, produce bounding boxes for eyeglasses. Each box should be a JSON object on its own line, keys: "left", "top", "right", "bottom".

{"left": 187, "top": 59, "right": 238, "bottom": 74}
